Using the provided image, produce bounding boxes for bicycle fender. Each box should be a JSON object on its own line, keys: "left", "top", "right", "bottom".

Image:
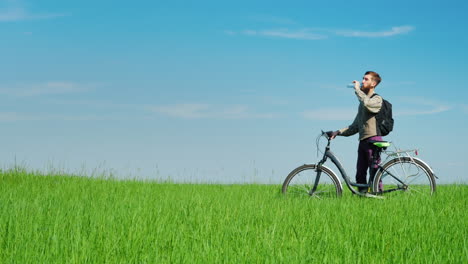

{"left": 412, "top": 157, "right": 437, "bottom": 179}
{"left": 316, "top": 164, "right": 343, "bottom": 190}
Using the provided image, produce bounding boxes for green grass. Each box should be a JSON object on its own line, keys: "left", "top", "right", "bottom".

{"left": 0, "top": 169, "right": 466, "bottom": 263}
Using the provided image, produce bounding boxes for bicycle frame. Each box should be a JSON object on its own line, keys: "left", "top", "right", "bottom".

{"left": 316, "top": 137, "right": 363, "bottom": 195}
{"left": 315, "top": 134, "right": 419, "bottom": 196}
{"left": 280, "top": 131, "right": 438, "bottom": 198}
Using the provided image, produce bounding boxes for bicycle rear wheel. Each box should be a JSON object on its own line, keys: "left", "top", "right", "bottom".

{"left": 282, "top": 164, "right": 342, "bottom": 198}
{"left": 373, "top": 157, "right": 436, "bottom": 196}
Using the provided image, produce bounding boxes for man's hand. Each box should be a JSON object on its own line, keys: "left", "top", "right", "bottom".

{"left": 326, "top": 130, "right": 340, "bottom": 140}
{"left": 353, "top": 80, "right": 361, "bottom": 90}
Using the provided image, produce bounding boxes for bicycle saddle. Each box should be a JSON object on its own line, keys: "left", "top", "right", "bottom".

{"left": 368, "top": 140, "right": 391, "bottom": 148}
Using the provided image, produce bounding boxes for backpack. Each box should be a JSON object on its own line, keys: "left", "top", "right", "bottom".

{"left": 371, "top": 93, "right": 394, "bottom": 136}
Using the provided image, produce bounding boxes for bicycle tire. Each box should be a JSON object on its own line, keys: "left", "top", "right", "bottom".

{"left": 282, "top": 164, "right": 342, "bottom": 198}
{"left": 372, "top": 157, "right": 436, "bottom": 196}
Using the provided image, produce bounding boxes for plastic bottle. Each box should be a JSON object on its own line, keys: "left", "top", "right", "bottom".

{"left": 347, "top": 83, "right": 361, "bottom": 88}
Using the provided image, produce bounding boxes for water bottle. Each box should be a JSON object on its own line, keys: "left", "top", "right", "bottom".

{"left": 347, "top": 83, "right": 361, "bottom": 89}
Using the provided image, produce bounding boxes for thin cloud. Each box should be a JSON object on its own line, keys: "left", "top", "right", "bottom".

{"left": 335, "top": 26, "right": 415, "bottom": 38}
{"left": 395, "top": 97, "right": 451, "bottom": 116}
{"left": 228, "top": 25, "right": 414, "bottom": 40}
{"left": 46, "top": 98, "right": 139, "bottom": 111}
{"left": 0, "top": 112, "right": 115, "bottom": 122}
{"left": 149, "top": 104, "right": 277, "bottom": 119}
{"left": 0, "top": 2, "right": 67, "bottom": 22}
{"left": 261, "top": 96, "right": 289, "bottom": 106}
{"left": 0, "top": 112, "right": 30, "bottom": 122}
{"left": 224, "top": 30, "right": 237, "bottom": 36}
{"left": 0, "top": 82, "right": 93, "bottom": 97}
{"left": 152, "top": 104, "right": 210, "bottom": 119}
{"left": 302, "top": 97, "right": 450, "bottom": 121}
{"left": 248, "top": 15, "right": 298, "bottom": 25}
{"left": 302, "top": 108, "right": 355, "bottom": 121}
{"left": 240, "top": 28, "right": 327, "bottom": 40}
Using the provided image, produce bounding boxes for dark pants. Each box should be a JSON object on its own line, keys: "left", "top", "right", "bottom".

{"left": 356, "top": 136, "right": 382, "bottom": 191}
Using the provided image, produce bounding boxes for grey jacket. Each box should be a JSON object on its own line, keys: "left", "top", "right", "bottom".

{"left": 339, "top": 89, "right": 383, "bottom": 140}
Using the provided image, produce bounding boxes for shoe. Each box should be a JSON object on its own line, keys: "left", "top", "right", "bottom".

{"left": 358, "top": 187, "right": 368, "bottom": 193}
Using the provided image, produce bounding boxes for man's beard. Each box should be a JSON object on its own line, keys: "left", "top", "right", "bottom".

{"left": 360, "top": 85, "right": 372, "bottom": 94}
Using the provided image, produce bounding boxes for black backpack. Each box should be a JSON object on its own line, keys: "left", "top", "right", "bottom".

{"left": 371, "top": 93, "right": 394, "bottom": 136}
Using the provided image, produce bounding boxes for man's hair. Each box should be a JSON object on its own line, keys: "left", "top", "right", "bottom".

{"left": 365, "top": 71, "right": 381, "bottom": 87}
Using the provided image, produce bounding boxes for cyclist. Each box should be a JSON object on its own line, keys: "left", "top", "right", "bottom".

{"left": 327, "top": 71, "right": 383, "bottom": 193}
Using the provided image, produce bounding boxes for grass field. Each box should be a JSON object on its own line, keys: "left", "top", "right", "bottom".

{"left": 0, "top": 168, "right": 466, "bottom": 263}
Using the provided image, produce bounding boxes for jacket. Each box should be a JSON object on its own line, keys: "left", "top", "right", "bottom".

{"left": 339, "top": 89, "right": 383, "bottom": 140}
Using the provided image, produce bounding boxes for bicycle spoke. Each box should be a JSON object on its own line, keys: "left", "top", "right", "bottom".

{"left": 374, "top": 158, "right": 435, "bottom": 196}
{"left": 282, "top": 165, "right": 341, "bottom": 198}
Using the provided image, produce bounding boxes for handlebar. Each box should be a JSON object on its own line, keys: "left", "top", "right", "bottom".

{"left": 321, "top": 130, "right": 334, "bottom": 141}
{"left": 318, "top": 131, "right": 332, "bottom": 151}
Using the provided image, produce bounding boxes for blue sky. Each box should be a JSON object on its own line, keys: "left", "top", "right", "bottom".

{"left": 1, "top": 0, "right": 467, "bottom": 183}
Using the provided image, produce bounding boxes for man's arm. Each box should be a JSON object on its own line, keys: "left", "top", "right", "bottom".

{"left": 328, "top": 114, "right": 358, "bottom": 139}
{"left": 355, "top": 89, "right": 382, "bottom": 113}
{"left": 338, "top": 112, "right": 359, "bottom": 137}
{"left": 328, "top": 98, "right": 360, "bottom": 139}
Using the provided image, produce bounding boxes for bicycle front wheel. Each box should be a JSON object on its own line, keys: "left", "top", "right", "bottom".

{"left": 373, "top": 157, "right": 436, "bottom": 196}
{"left": 282, "top": 164, "right": 342, "bottom": 198}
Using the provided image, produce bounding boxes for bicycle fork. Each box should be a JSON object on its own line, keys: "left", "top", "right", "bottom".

{"left": 308, "top": 140, "right": 336, "bottom": 196}
{"left": 309, "top": 155, "right": 329, "bottom": 196}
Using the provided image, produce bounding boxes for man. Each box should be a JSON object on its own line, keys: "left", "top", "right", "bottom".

{"left": 327, "top": 71, "right": 383, "bottom": 193}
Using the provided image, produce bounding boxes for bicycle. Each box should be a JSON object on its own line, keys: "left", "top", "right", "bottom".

{"left": 282, "top": 131, "right": 437, "bottom": 198}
